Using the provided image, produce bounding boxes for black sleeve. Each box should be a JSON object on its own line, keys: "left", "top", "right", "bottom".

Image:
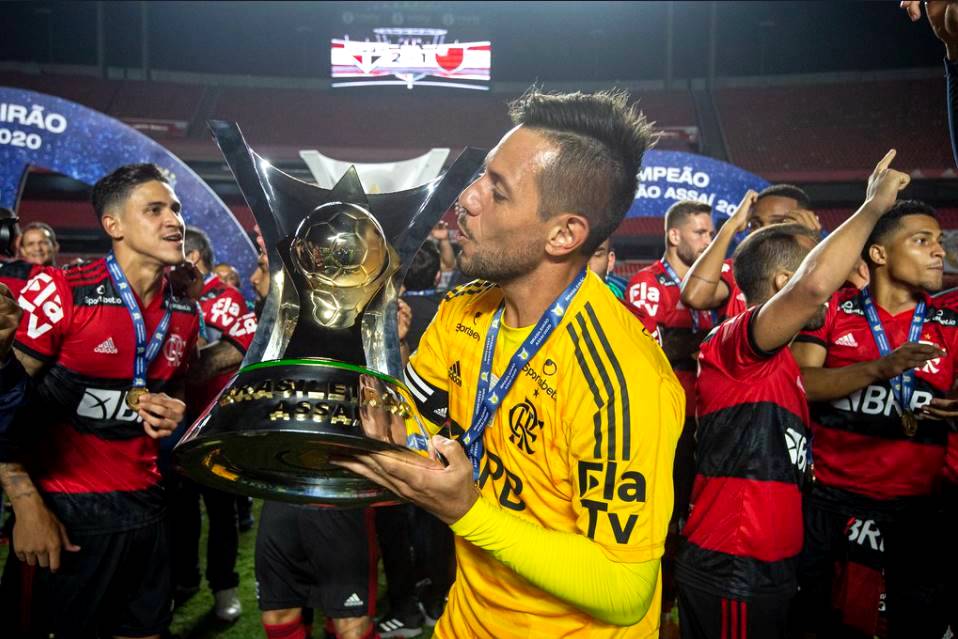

{"left": 0, "top": 356, "right": 31, "bottom": 462}
{"left": 947, "top": 58, "right": 958, "bottom": 169}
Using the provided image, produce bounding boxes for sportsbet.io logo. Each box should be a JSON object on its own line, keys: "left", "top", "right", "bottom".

{"left": 455, "top": 322, "right": 480, "bottom": 341}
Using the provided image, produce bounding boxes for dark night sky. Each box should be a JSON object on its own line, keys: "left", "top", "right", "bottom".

{"left": 0, "top": 1, "right": 945, "bottom": 81}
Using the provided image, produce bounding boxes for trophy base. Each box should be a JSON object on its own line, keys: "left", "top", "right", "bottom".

{"left": 173, "top": 358, "right": 418, "bottom": 507}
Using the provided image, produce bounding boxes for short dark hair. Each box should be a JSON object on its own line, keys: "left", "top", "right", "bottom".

{"left": 862, "top": 199, "right": 938, "bottom": 264}
{"left": 756, "top": 184, "right": 811, "bottom": 210}
{"left": 91, "top": 163, "right": 169, "bottom": 220}
{"left": 508, "top": 87, "right": 655, "bottom": 254}
{"left": 22, "top": 221, "right": 57, "bottom": 245}
{"left": 404, "top": 241, "right": 441, "bottom": 292}
{"left": 733, "top": 223, "right": 819, "bottom": 303}
{"left": 664, "top": 200, "right": 711, "bottom": 231}
{"left": 185, "top": 226, "right": 214, "bottom": 269}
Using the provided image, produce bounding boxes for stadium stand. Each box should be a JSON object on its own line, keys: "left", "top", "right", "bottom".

{"left": 715, "top": 78, "right": 952, "bottom": 181}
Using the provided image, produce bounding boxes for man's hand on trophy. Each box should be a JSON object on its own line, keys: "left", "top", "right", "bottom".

{"left": 397, "top": 299, "right": 412, "bottom": 342}
{"left": 331, "top": 435, "right": 479, "bottom": 525}
{"left": 169, "top": 261, "right": 203, "bottom": 300}
{"left": 0, "top": 283, "right": 23, "bottom": 361}
{"left": 138, "top": 392, "right": 186, "bottom": 439}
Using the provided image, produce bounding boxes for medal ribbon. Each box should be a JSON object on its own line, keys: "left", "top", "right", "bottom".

{"left": 462, "top": 269, "right": 586, "bottom": 479}
{"left": 859, "top": 286, "right": 926, "bottom": 416}
{"left": 105, "top": 252, "right": 173, "bottom": 388}
{"left": 659, "top": 259, "right": 716, "bottom": 332}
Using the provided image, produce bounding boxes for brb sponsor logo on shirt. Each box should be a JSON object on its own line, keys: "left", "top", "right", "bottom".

{"left": 831, "top": 386, "right": 934, "bottom": 417}
{"left": 76, "top": 388, "right": 143, "bottom": 422}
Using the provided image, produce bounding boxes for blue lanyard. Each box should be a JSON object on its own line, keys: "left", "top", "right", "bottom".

{"left": 105, "top": 252, "right": 173, "bottom": 388}
{"left": 860, "top": 286, "right": 926, "bottom": 414}
{"left": 404, "top": 288, "right": 437, "bottom": 297}
{"left": 659, "top": 259, "right": 716, "bottom": 332}
{"left": 462, "top": 269, "right": 586, "bottom": 478}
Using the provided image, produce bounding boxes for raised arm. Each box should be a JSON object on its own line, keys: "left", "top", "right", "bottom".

{"left": 903, "top": 0, "right": 958, "bottom": 166}
{"left": 752, "top": 151, "right": 910, "bottom": 353}
{"left": 681, "top": 191, "right": 756, "bottom": 310}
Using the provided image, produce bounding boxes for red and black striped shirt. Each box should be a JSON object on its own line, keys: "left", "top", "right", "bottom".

{"left": 12, "top": 258, "right": 200, "bottom": 533}
{"left": 677, "top": 306, "right": 811, "bottom": 597}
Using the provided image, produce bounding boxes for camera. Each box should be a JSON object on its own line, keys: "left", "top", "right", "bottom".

{"left": 0, "top": 208, "right": 20, "bottom": 259}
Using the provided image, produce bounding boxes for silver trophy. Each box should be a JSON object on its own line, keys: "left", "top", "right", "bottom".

{"left": 174, "top": 120, "right": 483, "bottom": 506}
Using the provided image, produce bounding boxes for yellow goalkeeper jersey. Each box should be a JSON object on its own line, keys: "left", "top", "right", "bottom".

{"left": 404, "top": 271, "right": 684, "bottom": 638}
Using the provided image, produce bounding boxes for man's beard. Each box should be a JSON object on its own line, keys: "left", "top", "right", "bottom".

{"left": 802, "top": 304, "right": 828, "bottom": 332}
{"left": 676, "top": 244, "right": 700, "bottom": 268}
{"left": 458, "top": 238, "right": 541, "bottom": 284}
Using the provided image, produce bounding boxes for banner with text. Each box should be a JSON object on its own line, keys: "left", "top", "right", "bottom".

{"left": 628, "top": 150, "right": 769, "bottom": 224}
{"left": 0, "top": 87, "right": 255, "bottom": 297}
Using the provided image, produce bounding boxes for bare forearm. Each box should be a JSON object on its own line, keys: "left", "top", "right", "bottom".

{"left": 0, "top": 462, "right": 42, "bottom": 509}
{"left": 681, "top": 223, "right": 735, "bottom": 310}
{"left": 788, "top": 202, "right": 884, "bottom": 305}
{"left": 192, "top": 341, "right": 243, "bottom": 383}
{"left": 438, "top": 239, "right": 456, "bottom": 271}
{"left": 800, "top": 362, "right": 882, "bottom": 401}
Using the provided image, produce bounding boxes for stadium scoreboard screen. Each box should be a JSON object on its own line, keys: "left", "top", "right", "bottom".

{"left": 331, "top": 28, "right": 491, "bottom": 91}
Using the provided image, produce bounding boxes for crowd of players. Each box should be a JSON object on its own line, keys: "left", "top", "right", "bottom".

{"left": 0, "top": 4, "right": 954, "bottom": 638}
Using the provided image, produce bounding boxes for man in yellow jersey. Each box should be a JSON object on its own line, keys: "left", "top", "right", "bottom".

{"left": 334, "top": 89, "right": 684, "bottom": 638}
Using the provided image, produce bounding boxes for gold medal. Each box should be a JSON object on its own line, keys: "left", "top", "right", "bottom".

{"left": 902, "top": 411, "right": 918, "bottom": 437}
{"left": 126, "top": 387, "right": 149, "bottom": 410}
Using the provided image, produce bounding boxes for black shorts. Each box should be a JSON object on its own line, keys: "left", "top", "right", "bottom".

{"left": 677, "top": 583, "right": 791, "bottom": 639}
{"left": 0, "top": 519, "right": 172, "bottom": 638}
{"left": 795, "top": 492, "right": 949, "bottom": 639}
{"left": 254, "top": 501, "right": 377, "bottom": 619}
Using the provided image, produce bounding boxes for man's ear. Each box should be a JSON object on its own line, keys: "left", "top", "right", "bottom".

{"left": 667, "top": 227, "right": 681, "bottom": 248}
{"left": 867, "top": 244, "right": 887, "bottom": 268}
{"left": 772, "top": 269, "right": 793, "bottom": 294}
{"left": 544, "top": 213, "right": 590, "bottom": 258}
{"left": 101, "top": 211, "right": 123, "bottom": 241}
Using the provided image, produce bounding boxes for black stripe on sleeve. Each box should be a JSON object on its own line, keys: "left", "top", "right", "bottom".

{"left": 566, "top": 323, "right": 604, "bottom": 459}
{"left": 585, "top": 302, "right": 631, "bottom": 460}
{"left": 575, "top": 312, "right": 618, "bottom": 460}
{"left": 792, "top": 334, "right": 826, "bottom": 347}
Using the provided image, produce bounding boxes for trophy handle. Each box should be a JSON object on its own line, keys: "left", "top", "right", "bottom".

{"left": 208, "top": 120, "right": 308, "bottom": 363}
{"left": 362, "top": 147, "right": 486, "bottom": 380}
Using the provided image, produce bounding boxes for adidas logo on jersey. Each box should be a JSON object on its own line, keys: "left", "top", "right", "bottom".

{"left": 94, "top": 337, "right": 118, "bottom": 354}
{"left": 834, "top": 333, "right": 858, "bottom": 348}
{"left": 343, "top": 593, "right": 364, "bottom": 607}
{"left": 448, "top": 361, "right": 462, "bottom": 386}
